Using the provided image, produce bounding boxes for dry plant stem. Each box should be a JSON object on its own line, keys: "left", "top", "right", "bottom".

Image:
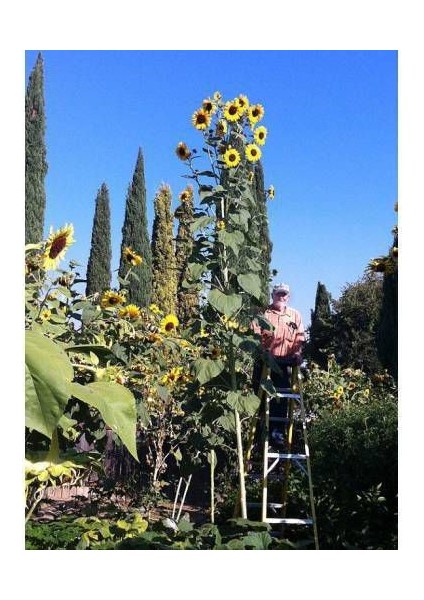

{"left": 210, "top": 450, "right": 215, "bottom": 523}
{"left": 176, "top": 474, "right": 192, "bottom": 523}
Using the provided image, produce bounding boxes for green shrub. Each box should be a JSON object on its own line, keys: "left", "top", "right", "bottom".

{"left": 309, "top": 396, "right": 398, "bottom": 549}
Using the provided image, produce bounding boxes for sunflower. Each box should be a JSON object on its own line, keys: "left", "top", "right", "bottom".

{"left": 216, "top": 220, "right": 226, "bottom": 230}
{"left": 161, "top": 366, "right": 183, "bottom": 386}
{"left": 149, "top": 303, "right": 163, "bottom": 315}
{"left": 40, "top": 308, "right": 51, "bottom": 321}
{"left": 223, "top": 146, "right": 241, "bottom": 169}
{"left": 202, "top": 97, "right": 217, "bottom": 115}
{"left": 348, "top": 382, "right": 356, "bottom": 390}
{"left": 236, "top": 94, "right": 249, "bottom": 114}
{"left": 42, "top": 224, "right": 75, "bottom": 271}
{"left": 223, "top": 100, "right": 243, "bottom": 122}
{"left": 100, "top": 290, "right": 126, "bottom": 309}
{"left": 336, "top": 385, "right": 344, "bottom": 395}
{"left": 179, "top": 186, "right": 193, "bottom": 203}
{"left": 215, "top": 119, "right": 228, "bottom": 137}
{"left": 192, "top": 108, "right": 211, "bottom": 130}
{"left": 213, "top": 91, "right": 222, "bottom": 102}
{"left": 267, "top": 185, "right": 275, "bottom": 199}
{"left": 160, "top": 314, "right": 179, "bottom": 335}
{"left": 245, "top": 143, "right": 262, "bottom": 163}
{"left": 248, "top": 104, "right": 265, "bottom": 125}
{"left": 119, "top": 304, "right": 141, "bottom": 320}
{"left": 175, "top": 142, "right": 192, "bottom": 161}
{"left": 254, "top": 125, "right": 267, "bottom": 146}
{"left": 123, "top": 246, "right": 143, "bottom": 267}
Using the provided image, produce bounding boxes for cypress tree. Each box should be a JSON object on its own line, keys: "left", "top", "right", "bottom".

{"left": 118, "top": 149, "right": 152, "bottom": 306}
{"left": 376, "top": 224, "right": 398, "bottom": 380}
{"left": 151, "top": 184, "right": 177, "bottom": 314}
{"left": 253, "top": 161, "right": 272, "bottom": 306}
{"left": 174, "top": 185, "right": 198, "bottom": 324}
{"left": 306, "top": 281, "right": 334, "bottom": 367}
{"left": 25, "top": 52, "right": 48, "bottom": 244}
{"left": 85, "top": 183, "right": 112, "bottom": 297}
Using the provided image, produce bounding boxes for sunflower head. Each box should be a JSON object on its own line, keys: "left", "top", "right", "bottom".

{"left": 224, "top": 100, "right": 243, "bottom": 122}
{"left": 245, "top": 143, "right": 262, "bottom": 163}
{"left": 149, "top": 303, "right": 163, "bottom": 315}
{"left": 192, "top": 108, "right": 212, "bottom": 130}
{"left": 248, "top": 104, "right": 265, "bottom": 125}
{"left": 42, "top": 224, "right": 75, "bottom": 271}
{"left": 39, "top": 308, "right": 52, "bottom": 321}
{"left": 119, "top": 304, "right": 141, "bottom": 320}
{"left": 267, "top": 185, "right": 275, "bottom": 199}
{"left": 100, "top": 290, "right": 126, "bottom": 309}
{"left": 123, "top": 246, "right": 143, "bottom": 267}
{"left": 223, "top": 146, "right": 241, "bottom": 169}
{"left": 179, "top": 186, "right": 194, "bottom": 203}
{"left": 202, "top": 97, "right": 217, "bottom": 115}
{"left": 215, "top": 119, "right": 228, "bottom": 137}
{"left": 176, "top": 142, "right": 192, "bottom": 161}
{"left": 254, "top": 125, "right": 267, "bottom": 146}
{"left": 213, "top": 91, "right": 222, "bottom": 102}
{"left": 216, "top": 220, "right": 226, "bottom": 231}
{"left": 160, "top": 314, "right": 179, "bottom": 335}
{"left": 236, "top": 94, "right": 249, "bottom": 114}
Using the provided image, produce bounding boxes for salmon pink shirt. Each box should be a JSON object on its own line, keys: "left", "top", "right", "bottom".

{"left": 253, "top": 306, "right": 305, "bottom": 360}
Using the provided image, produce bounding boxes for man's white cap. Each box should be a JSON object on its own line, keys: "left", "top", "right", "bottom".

{"left": 272, "top": 283, "right": 290, "bottom": 294}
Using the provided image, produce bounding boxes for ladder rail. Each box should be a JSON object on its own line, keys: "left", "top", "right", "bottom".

{"left": 260, "top": 365, "right": 319, "bottom": 549}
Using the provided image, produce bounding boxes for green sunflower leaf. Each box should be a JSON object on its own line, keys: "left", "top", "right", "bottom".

{"left": 225, "top": 391, "right": 261, "bottom": 416}
{"left": 217, "top": 230, "right": 245, "bottom": 255}
{"left": 237, "top": 273, "right": 262, "bottom": 300}
{"left": 69, "top": 381, "right": 138, "bottom": 461}
{"left": 191, "top": 358, "right": 225, "bottom": 385}
{"left": 207, "top": 289, "right": 242, "bottom": 316}
{"left": 25, "top": 330, "right": 74, "bottom": 439}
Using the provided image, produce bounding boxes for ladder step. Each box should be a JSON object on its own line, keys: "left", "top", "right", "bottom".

{"left": 265, "top": 518, "right": 313, "bottom": 525}
{"left": 273, "top": 393, "right": 301, "bottom": 400}
{"left": 267, "top": 452, "right": 307, "bottom": 460}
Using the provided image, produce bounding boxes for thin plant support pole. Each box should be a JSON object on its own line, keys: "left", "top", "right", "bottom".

{"left": 235, "top": 408, "right": 247, "bottom": 519}
{"left": 172, "top": 477, "right": 183, "bottom": 520}
{"left": 176, "top": 474, "right": 192, "bottom": 523}
{"left": 210, "top": 450, "right": 215, "bottom": 523}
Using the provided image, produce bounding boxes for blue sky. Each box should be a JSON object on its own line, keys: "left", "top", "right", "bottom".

{"left": 25, "top": 50, "right": 397, "bottom": 325}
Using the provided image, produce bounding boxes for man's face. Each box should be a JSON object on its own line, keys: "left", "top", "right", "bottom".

{"left": 272, "top": 290, "right": 289, "bottom": 308}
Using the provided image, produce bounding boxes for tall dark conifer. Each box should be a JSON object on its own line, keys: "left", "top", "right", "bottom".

{"left": 25, "top": 52, "right": 48, "bottom": 244}
{"left": 306, "top": 281, "right": 334, "bottom": 367}
{"left": 118, "top": 149, "right": 152, "bottom": 306}
{"left": 376, "top": 223, "right": 398, "bottom": 380}
{"left": 85, "top": 184, "right": 112, "bottom": 296}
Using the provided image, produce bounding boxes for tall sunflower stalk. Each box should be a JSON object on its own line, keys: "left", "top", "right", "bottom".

{"left": 176, "top": 93, "right": 272, "bottom": 519}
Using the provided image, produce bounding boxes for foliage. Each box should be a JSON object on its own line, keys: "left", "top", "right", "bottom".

{"left": 25, "top": 52, "right": 48, "bottom": 244}
{"left": 85, "top": 183, "right": 112, "bottom": 296}
{"left": 118, "top": 148, "right": 152, "bottom": 306}
{"left": 305, "top": 281, "right": 333, "bottom": 368}
{"left": 174, "top": 185, "right": 199, "bottom": 324}
{"left": 375, "top": 204, "right": 398, "bottom": 380}
{"left": 26, "top": 519, "right": 86, "bottom": 550}
{"left": 252, "top": 161, "right": 273, "bottom": 306}
{"left": 25, "top": 515, "right": 301, "bottom": 550}
{"left": 25, "top": 230, "right": 139, "bottom": 474}
{"left": 330, "top": 273, "right": 384, "bottom": 373}
{"left": 116, "top": 518, "right": 297, "bottom": 550}
{"left": 302, "top": 358, "right": 398, "bottom": 549}
{"left": 151, "top": 184, "right": 178, "bottom": 314}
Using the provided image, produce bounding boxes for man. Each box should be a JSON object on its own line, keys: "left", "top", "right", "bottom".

{"left": 252, "top": 282, "right": 305, "bottom": 445}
